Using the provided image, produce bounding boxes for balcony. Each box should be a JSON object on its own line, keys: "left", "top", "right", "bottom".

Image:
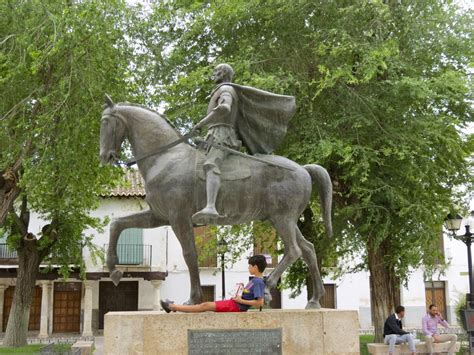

{"left": 0, "top": 243, "right": 153, "bottom": 269}
{"left": 104, "top": 244, "right": 152, "bottom": 268}
{"left": 0, "top": 244, "right": 18, "bottom": 264}
{"left": 0, "top": 244, "right": 82, "bottom": 266}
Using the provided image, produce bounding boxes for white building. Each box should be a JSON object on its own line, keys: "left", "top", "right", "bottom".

{"left": 0, "top": 170, "right": 469, "bottom": 336}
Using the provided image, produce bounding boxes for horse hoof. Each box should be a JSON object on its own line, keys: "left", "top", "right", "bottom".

{"left": 111, "top": 270, "right": 123, "bottom": 286}
{"left": 305, "top": 301, "right": 321, "bottom": 309}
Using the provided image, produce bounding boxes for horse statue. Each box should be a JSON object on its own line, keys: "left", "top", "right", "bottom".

{"left": 99, "top": 96, "right": 333, "bottom": 309}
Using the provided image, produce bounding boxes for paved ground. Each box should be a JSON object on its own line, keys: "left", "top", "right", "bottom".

{"left": 94, "top": 336, "right": 104, "bottom": 355}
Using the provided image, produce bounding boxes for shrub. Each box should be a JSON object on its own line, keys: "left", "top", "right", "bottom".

{"left": 455, "top": 293, "right": 467, "bottom": 331}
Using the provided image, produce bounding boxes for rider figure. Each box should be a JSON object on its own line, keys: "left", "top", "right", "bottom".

{"left": 192, "top": 64, "right": 240, "bottom": 223}
{"left": 191, "top": 63, "right": 296, "bottom": 224}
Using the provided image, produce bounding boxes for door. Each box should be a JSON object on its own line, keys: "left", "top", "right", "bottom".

{"left": 53, "top": 282, "right": 82, "bottom": 333}
{"left": 3, "top": 286, "right": 42, "bottom": 331}
{"left": 425, "top": 281, "right": 447, "bottom": 319}
{"left": 117, "top": 228, "right": 143, "bottom": 265}
{"left": 269, "top": 278, "right": 281, "bottom": 309}
{"left": 99, "top": 281, "right": 138, "bottom": 329}
{"left": 320, "top": 284, "right": 336, "bottom": 309}
{"left": 202, "top": 285, "right": 215, "bottom": 302}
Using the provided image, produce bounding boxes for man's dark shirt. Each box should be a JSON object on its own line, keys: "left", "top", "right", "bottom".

{"left": 383, "top": 314, "right": 409, "bottom": 336}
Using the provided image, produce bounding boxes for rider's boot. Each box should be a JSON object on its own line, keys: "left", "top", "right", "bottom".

{"left": 192, "top": 170, "right": 225, "bottom": 223}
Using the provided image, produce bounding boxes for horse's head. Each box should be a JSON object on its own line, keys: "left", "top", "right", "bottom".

{"left": 99, "top": 94, "right": 128, "bottom": 165}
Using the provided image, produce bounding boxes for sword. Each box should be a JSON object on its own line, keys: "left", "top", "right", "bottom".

{"left": 201, "top": 137, "right": 295, "bottom": 171}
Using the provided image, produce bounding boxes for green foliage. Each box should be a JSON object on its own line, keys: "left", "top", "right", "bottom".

{"left": 359, "top": 334, "right": 374, "bottom": 355}
{"left": 142, "top": 0, "right": 473, "bottom": 294}
{"left": 196, "top": 221, "right": 280, "bottom": 272}
{"left": 0, "top": 0, "right": 144, "bottom": 274}
{"left": 455, "top": 293, "right": 467, "bottom": 332}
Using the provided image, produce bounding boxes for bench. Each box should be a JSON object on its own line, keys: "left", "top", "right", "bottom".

{"left": 71, "top": 340, "right": 94, "bottom": 355}
{"left": 367, "top": 341, "right": 461, "bottom": 354}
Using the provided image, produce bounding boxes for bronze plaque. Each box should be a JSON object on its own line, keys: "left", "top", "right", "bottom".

{"left": 188, "top": 328, "right": 282, "bottom": 354}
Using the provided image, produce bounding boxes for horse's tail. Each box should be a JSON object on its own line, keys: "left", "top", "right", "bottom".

{"left": 304, "top": 164, "right": 333, "bottom": 238}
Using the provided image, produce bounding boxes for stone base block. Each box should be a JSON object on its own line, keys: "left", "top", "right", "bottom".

{"left": 71, "top": 340, "right": 95, "bottom": 355}
{"left": 104, "top": 309, "right": 359, "bottom": 355}
{"left": 367, "top": 341, "right": 461, "bottom": 354}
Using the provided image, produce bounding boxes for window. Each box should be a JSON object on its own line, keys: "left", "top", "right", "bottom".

{"left": 425, "top": 281, "right": 447, "bottom": 320}
{"left": 194, "top": 227, "right": 217, "bottom": 268}
{"left": 117, "top": 228, "right": 143, "bottom": 265}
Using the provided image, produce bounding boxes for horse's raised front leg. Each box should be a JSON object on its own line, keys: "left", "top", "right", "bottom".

{"left": 170, "top": 219, "right": 203, "bottom": 304}
{"left": 295, "top": 227, "right": 325, "bottom": 309}
{"left": 107, "top": 209, "right": 166, "bottom": 286}
{"left": 266, "top": 218, "right": 302, "bottom": 300}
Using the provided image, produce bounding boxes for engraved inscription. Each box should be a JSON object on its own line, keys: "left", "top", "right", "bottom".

{"left": 188, "top": 328, "right": 282, "bottom": 355}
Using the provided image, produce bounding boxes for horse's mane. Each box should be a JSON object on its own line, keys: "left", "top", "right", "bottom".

{"left": 117, "top": 102, "right": 181, "bottom": 135}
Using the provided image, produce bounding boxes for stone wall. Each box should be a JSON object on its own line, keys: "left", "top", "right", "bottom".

{"left": 104, "top": 309, "right": 359, "bottom": 355}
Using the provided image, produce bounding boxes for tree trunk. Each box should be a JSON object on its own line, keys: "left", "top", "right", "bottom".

{"left": 368, "top": 238, "right": 401, "bottom": 343}
{"left": 3, "top": 235, "right": 41, "bottom": 347}
{"left": 0, "top": 168, "right": 21, "bottom": 226}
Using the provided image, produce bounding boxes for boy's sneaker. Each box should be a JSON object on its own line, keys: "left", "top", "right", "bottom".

{"left": 160, "top": 299, "right": 175, "bottom": 313}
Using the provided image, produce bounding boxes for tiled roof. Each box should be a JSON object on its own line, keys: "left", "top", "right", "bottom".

{"left": 103, "top": 169, "right": 145, "bottom": 197}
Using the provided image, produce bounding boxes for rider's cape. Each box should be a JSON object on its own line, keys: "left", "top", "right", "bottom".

{"left": 213, "top": 83, "right": 296, "bottom": 155}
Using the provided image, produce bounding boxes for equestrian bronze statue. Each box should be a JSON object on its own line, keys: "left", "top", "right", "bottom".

{"left": 99, "top": 64, "right": 333, "bottom": 308}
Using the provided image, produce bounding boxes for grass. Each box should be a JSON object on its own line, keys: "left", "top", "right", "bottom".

{"left": 0, "top": 344, "right": 44, "bottom": 353}
{"left": 360, "top": 334, "right": 373, "bottom": 355}
{"left": 0, "top": 343, "right": 72, "bottom": 354}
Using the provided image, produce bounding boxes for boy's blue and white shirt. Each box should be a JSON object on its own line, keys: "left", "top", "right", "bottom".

{"left": 238, "top": 277, "right": 265, "bottom": 311}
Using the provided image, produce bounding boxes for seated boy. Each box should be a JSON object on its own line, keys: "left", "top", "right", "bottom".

{"left": 160, "top": 254, "right": 267, "bottom": 313}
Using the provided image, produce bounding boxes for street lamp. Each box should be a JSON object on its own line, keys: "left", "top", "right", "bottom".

{"left": 444, "top": 211, "right": 474, "bottom": 351}
{"left": 445, "top": 212, "right": 474, "bottom": 302}
{"left": 217, "top": 237, "right": 228, "bottom": 300}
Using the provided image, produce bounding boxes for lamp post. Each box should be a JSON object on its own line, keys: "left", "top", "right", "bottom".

{"left": 217, "top": 237, "right": 228, "bottom": 300}
{"left": 444, "top": 211, "right": 474, "bottom": 352}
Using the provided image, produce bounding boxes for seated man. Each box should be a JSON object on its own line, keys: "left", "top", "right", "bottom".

{"left": 422, "top": 304, "right": 457, "bottom": 355}
{"left": 383, "top": 305, "right": 416, "bottom": 355}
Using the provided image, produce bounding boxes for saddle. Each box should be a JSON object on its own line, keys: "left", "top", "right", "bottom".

{"left": 195, "top": 152, "right": 251, "bottom": 181}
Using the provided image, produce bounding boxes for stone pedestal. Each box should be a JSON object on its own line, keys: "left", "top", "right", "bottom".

{"left": 104, "top": 309, "right": 359, "bottom": 355}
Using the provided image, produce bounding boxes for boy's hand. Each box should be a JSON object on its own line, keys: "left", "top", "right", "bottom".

{"left": 232, "top": 295, "right": 243, "bottom": 303}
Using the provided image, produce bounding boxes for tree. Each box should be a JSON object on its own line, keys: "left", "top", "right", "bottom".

{"left": 0, "top": 0, "right": 143, "bottom": 346}
{"left": 142, "top": 0, "right": 473, "bottom": 341}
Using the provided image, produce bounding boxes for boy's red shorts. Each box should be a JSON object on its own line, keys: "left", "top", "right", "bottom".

{"left": 214, "top": 299, "right": 242, "bottom": 312}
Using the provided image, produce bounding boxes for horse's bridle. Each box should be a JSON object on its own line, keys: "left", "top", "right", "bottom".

{"left": 101, "top": 110, "right": 197, "bottom": 167}
{"left": 101, "top": 110, "right": 129, "bottom": 162}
